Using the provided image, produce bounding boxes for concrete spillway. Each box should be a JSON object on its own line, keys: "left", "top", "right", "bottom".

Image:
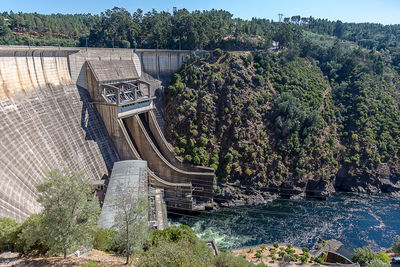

{"left": 0, "top": 49, "right": 119, "bottom": 221}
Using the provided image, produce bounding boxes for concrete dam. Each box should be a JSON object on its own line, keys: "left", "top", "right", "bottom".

{"left": 0, "top": 46, "right": 214, "bottom": 222}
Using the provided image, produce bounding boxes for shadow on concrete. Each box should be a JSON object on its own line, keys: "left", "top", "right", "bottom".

{"left": 78, "top": 86, "right": 119, "bottom": 172}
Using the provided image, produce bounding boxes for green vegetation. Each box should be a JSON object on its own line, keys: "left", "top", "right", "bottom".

{"left": 137, "top": 225, "right": 251, "bottom": 267}
{"left": 93, "top": 228, "right": 117, "bottom": 252}
{"left": 393, "top": 236, "right": 400, "bottom": 253}
{"left": 367, "top": 259, "right": 390, "bottom": 267}
{"left": 111, "top": 187, "right": 150, "bottom": 264}
{"left": 36, "top": 168, "right": 100, "bottom": 258}
{"left": 213, "top": 251, "right": 254, "bottom": 267}
{"left": 165, "top": 19, "right": 400, "bottom": 194}
{"left": 351, "top": 247, "right": 387, "bottom": 266}
{"left": 0, "top": 217, "right": 20, "bottom": 253}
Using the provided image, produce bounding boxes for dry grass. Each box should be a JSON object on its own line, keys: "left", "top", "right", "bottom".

{"left": 0, "top": 250, "right": 126, "bottom": 267}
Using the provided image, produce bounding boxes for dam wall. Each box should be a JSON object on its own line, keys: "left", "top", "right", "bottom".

{"left": 0, "top": 45, "right": 211, "bottom": 220}
{"left": 0, "top": 48, "right": 119, "bottom": 221}
{"left": 67, "top": 47, "right": 193, "bottom": 89}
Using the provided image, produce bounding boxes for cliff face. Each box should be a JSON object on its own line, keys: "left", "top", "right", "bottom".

{"left": 164, "top": 51, "right": 400, "bottom": 203}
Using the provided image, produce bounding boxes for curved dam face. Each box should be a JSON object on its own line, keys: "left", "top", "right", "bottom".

{"left": 0, "top": 48, "right": 119, "bottom": 221}
{"left": 1, "top": 46, "right": 213, "bottom": 221}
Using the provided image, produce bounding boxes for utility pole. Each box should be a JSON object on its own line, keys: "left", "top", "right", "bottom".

{"left": 278, "top": 13, "right": 283, "bottom": 23}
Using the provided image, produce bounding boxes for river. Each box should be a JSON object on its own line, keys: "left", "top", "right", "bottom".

{"left": 170, "top": 193, "right": 400, "bottom": 253}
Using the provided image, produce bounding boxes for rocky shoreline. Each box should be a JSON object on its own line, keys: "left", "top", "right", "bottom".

{"left": 214, "top": 169, "right": 400, "bottom": 207}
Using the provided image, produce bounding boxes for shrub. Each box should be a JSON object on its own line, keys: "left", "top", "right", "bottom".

{"left": 137, "top": 239, "right": 213, "bottom": 267}
{"left": 377, "top": 252, "right": 390, "bottom": 263}
{"left": 283, "top": 254, "right": 296, "bottom": 263}
{"left": 300, "top": 255, "right": 308, "bottom": 264}
{"left": 260, "top": 244, "right": 266, "bottom": 250}
{"left": 287, "top": 243, "right": 293, "bottom": 249}
{"left": 273, "top": 242, "right": 279, "bottom": 248}
{"left": 367, "top": 259, "right": 390, "bottom": 267}
{"left": 0, "top": 217, "right": 20, "bottom": 252}
{"left": 121, "top": 40, "right": 130, "bottom": 48}
{"left": 314, "top": 257, "right": 323, "bottom": 264}
{"left": 15, "top": 214, "right": 48, "bottom": 255}
{"left": 352, "top": 247, "right": 379, "bottom": 266}
{"left": 138, "top": 225, "right": 214, "bottom": 267}
{"left": 213, "top": 48, "right": 223, "bottom": 58}
{"left": 254, "top": 250, "right": 262, "bottom": 259}
{"left": 302, "top": 247, "right": 309, "bottom": 253}
{"left": 93, "top": 228, "right": 117, "bottom": 252}
{"left": 193, "top": 155, "right": 201, "bottom": 165}
{"left": 278, "top": 251, "right": 285, "bottom": 257}
{"left": 184, "top": 154, "right": 193, "bottom": 162}
{"left": 271, "top": 256, "right": 277, "bottom": 261}
{"left": 213, "top": 251, "right": 254, "bottom": 267}
{"left": 393, "top": 236, "right": 400, "bottom": 253}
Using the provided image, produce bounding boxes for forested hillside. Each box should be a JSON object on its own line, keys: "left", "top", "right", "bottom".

{"left": 1, "top": 7, "right": 399, "bottom": 199}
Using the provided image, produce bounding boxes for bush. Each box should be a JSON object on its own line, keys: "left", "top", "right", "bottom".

{"left": 121, "top": 40, "right": 130, "bottom": 48}
{"left": 255, "top": 250, "right": 262, "bottom": 259}
{"left": 260, "top": 244, "right": 266, "bottom": 250}
{"left": 352, "top": 247, "right": 379, "bottom": 266}
{"left": 15, "top": 214, "right": 48, "bottom": 255}
{"left": 151, "top": 225, "right": 199, "bottom": 247}
{"left": 0, "top": 217, "right": 20, "bottom": 252}
{"left": 213, "top": 251, "right": 254, "bottom": 267}
{"left": 367, "top": 259, "right": 390, "bottom": 267}
{"left": 302, "top": 247, "right": 309, "bottom": 253}
{"left": 393, "top": 236, "right": 400, "bottom": 253}
{"left": 138, "top": 225, "right": 214, "bottom": 266}
{"left": 300, "top": 255, "right": 308, "bottom": 264}
{"left": 377, "top": 252, "right": 390, "bottom": 263}
{"left": 93, "top": 228, "right": 117, "bottom": 252}
{"left": 213, "top": 48, "right": 224, "bottom": 58}
{"left": 137, "top": 239, "right": 213, "bottom": 267}
{"left": 287, "top": 243, "right": 293, "bottom": 249}
{"left": 273, "top": 242, "right": 279, "bottom": 248}
{"left": 283, "top": 254, "right": 296, "bottom": 263}
{"left": 285, "top": 247, "right": 295, "bottom": 254}
{"left": 314, "top": 257, "right": 323, "bottom": 264}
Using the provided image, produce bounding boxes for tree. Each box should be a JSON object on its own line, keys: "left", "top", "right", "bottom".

{"left": 351, "top": 247, "right": 378, "bottom": 266}
{"left": 393, "top": 236, "right": 400, "bottom": 253}
{"left": 111, "top": 184, "right": 150, "bottom": 264}
{"left": 36, "top": 168, "right": 100, "bottom": 258}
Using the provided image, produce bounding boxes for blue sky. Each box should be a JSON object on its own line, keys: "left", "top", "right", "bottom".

{"left": 1, "top": 0, "right": 399, "bottom": 25}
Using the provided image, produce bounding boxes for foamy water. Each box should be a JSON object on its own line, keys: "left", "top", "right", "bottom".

{"left": 170, "top": 193, "right": 400, "bottom": 253}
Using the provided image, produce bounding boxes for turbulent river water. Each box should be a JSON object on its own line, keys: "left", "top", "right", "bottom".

{"left": 170, "top": 193, "right": 400, "bottom": 252}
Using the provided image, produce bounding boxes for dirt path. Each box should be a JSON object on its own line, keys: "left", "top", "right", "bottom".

{"left": 0, "top": 250, "right": 126, "bottom": 267}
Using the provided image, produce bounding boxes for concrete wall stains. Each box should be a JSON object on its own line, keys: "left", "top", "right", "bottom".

{"left": 0, "top": 48, "right": 119, "bottom": 221}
